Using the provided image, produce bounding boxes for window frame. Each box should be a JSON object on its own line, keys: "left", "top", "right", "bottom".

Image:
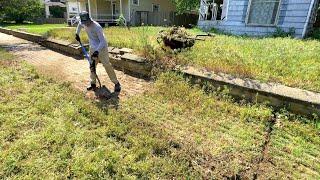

{"left": 245, "top": 0, "right": 282, "bottom": 27}
{"left": 152, "top": 4, "right": 160, "bottom": 12}
{"left": 132, "top": 0, "right": 139, "bottom": 6}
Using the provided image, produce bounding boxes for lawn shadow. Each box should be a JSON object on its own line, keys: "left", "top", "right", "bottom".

{"left": 91, "top": 85, "right": 120, "bottom": 110}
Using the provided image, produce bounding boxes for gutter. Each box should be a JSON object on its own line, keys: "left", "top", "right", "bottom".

{"left": 302, "top": 0, "right": 316, "bottom": 38}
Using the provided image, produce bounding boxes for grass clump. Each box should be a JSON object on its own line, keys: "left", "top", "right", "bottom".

{"left": 0, "top": 49, "right": 319, "bottom": 179}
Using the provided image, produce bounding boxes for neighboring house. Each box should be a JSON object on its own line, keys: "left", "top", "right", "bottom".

{"left": 66, "top": 0, "right": 177, "bottom": 26}
{"left": 44, "top": 0, "right": 67, "bottom": 18}
{"left": 198, "top": 0, "right": 320, "bottom": 38}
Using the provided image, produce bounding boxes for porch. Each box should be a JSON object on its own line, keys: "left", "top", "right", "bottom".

{"left": 198, "top": 0, "right": 228, "bottom": 22}
{"left": 67, "top": 0, "right": 129, "bottom": 25}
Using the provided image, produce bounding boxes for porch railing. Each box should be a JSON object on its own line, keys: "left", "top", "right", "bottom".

{"left": 68, "top": 13, "right": 120, "bottom": 23}
{"left": 91, "top": 14, "right": 120, "bottom": 21}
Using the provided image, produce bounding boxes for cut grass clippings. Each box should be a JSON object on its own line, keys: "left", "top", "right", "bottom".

{"left": 0, "top": 49, "right": 319, "bottom": 179}
{"left": 5, "top": 24, "right": 320, "bottom": 92}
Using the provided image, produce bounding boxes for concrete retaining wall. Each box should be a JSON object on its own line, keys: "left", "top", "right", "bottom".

{"left": 176, "top": 66, "right": 320, "bottom": 117}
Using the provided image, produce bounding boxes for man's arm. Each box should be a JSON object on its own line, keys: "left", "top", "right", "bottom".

{"left": 95, "top": 26, "right": 107, "bottom": 52}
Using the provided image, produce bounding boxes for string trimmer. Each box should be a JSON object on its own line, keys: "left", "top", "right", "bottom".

{"left": 78, "top": 40, "right": 102, "bottom": 89}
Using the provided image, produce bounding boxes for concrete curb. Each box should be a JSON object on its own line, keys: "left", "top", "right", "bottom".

{"left": 1, "top": 27, "right": 319, "bottom": 116}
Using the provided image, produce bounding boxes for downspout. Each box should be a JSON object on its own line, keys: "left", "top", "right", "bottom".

{"left": 66, "top": 1, "right": 70, "bottom": 21}
{"left": 111, "top": 0, "right": 113, "bottom": 18}
{"left": 302, "top": 0, "right": 316, "bottom": 38}
{"left": 88, "top": 0, "right": 92, "bottom": 17}
{"left": 77, "top": 0, "right": 80, "bottom": 13}
{"left": 95, "top": 0, "right": 97, "bottom": 20}
{"left": 120, "top": 0, "right": 123, "bottom": 15}
{"left": 128, "top": 0, "right": 131, "bottom": 22}
{"left": 225, "top": 0, "right": 229, "bottom": 21}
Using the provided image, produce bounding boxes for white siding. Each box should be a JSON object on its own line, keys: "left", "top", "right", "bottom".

{"left": 198, "top": 0, "right": 314, "bottom": 38}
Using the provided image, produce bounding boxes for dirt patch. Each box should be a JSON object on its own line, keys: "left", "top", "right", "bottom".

{"left": 0, "top": 32, "right": 151, "bottom": 101}
{"left": 252, "top": 115, "right": 278, "bottom": 179}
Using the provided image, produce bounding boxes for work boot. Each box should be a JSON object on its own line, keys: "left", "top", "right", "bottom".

{"left": 87, "top": 84, "right": 96, "bottom": 91}
{"left": 114, "top": 82, "right": 121, "bottom": 93}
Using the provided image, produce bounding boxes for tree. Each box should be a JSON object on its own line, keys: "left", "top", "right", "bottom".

{"left": 0, "top": 0, "right": 44, "bottom": 23}
{"left": 171, "top": 0, "right": 200, "bottom": 14}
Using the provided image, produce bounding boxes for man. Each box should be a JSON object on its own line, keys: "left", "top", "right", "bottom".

{"left": 75, "top": 11, "right": 121, "bottom": 93}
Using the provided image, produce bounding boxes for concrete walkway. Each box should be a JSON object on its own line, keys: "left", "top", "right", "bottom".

{"left": 0, "top": 32, "right": 151, "bottom": 100}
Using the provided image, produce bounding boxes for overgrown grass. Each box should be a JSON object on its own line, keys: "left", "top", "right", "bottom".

{"left": 0, "top": 49, "right": 319, "bottom": 179}
{"left": 177, "top": 36, "right": 320, "bottom": 92}
{"left": 3, "top": 23, "right": 68, "bottom": 35}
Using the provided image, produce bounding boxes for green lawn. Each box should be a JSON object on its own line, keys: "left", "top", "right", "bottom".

{"left": 3, "top": 23, "right": 68, "bottom": 35}
{"left": 0, "top": 49, "right": 319, "bottom": 179}
{"left": 4, "top": 24, "right": 320, "bottom": 92}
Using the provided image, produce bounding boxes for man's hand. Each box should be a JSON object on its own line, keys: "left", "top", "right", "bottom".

{"left": 92, "top": 51, "right": 99, "bottom": 58}
{"left": 75, "top": 34, "right": 81, "bottom": 42}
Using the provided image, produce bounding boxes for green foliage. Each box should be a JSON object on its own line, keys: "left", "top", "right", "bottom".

{"left": 272, "top": 27, "right": 296, "bottom": 38}
{"left": 0, "top": 0, "right": 44, "bottom": 23}
{"left": 170, "top": 0, "right": 200, "bottom": 14}
{"left": 309, "top": 28, "right": 320, "bottom": 40}
{"left": 49, "top": 6, "right": 66, "bottom": 18}
{"left": 116, "top": 14, "right": 126, "bottom": 27}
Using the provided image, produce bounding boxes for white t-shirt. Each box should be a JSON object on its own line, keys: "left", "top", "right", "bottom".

{"left": 76, "top": 21, "right": 107, "bottom": 52}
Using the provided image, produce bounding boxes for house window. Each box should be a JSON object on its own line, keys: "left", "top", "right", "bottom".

{"left": 132, "top": 0, "right": 139, "bottom": 6}
{"left": 246, "top": 0, "right": 281, "bottom": 26}
{"left": 152, "top": 4, "right": 160, "bottom": 12}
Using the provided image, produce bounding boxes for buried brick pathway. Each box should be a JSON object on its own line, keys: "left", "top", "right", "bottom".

{"left": 0, "top": 32, "right": 151, "bottom": 100}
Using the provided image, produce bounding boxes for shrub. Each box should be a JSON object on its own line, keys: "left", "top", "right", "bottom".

{"left": 272, "top": 27, "right": 295, "bottom": 38}
{"left": 309, "top": 28, "right": 320, "bottom": 40}
{"left": 116, "top": 14, "right": 126, "bottom": 27}
{"left": 0, "top": 0, "right": 44, "bottom": 23}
